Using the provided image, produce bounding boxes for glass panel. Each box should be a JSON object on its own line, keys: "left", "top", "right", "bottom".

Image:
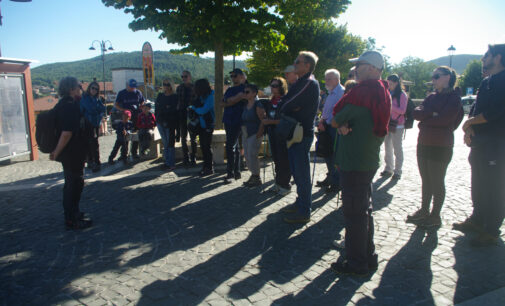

{"left": 0, "top": 75, "right": 30, "bottom": 159}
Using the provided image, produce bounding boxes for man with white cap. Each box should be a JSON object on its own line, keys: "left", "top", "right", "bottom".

{"left": 284, "top": 65, "right": 298, "bottom": 89}
{"left": 330, "top": 50, "right": 391, "bottom": 275}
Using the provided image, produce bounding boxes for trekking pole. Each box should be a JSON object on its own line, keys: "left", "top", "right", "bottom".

{"left": 262, "top": 134, "right": 267, "bottom": 192}
{"left": 311, "top": 135, "right": 318, "bottom": 187}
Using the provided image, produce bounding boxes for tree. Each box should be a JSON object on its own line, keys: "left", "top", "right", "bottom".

{"left": 102, "top": 0, "right": 351, "bottom": 127}
{"left": 391, "top": 57, "right": 437, "bottom": 99}
{"left": 247, "top": 20, "right": 366, "bottom": 87}
{"left": 459, "top": 60, "right": 483, "bottom": 95}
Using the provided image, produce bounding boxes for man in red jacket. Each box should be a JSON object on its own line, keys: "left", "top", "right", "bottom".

{"left": 331, "top": 51, "right": 391, "bottom": 276}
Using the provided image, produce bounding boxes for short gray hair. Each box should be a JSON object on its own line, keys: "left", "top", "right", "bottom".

{"left": 324, "top": 69, "right": 341, "bottom": 81}
{"left": 58, "top": 76, "right": 79, "bottom": 97}
{"left": 298, "top": 51, "right": 319, "bottom": 73}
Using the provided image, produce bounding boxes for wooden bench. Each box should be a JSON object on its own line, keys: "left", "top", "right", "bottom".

{"left": 129, "top": 129, "right": 162, "bottom": 159}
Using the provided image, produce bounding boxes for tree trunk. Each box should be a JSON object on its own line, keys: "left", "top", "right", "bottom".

{"left": 214, "top": 42, "right": 224, "bottom": 130}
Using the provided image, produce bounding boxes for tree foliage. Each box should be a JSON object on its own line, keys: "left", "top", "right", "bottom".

{"left": 247, "top": 20, "right": 366, "bottom": 87}
{"left": 391, "top": 57, "right": 437, "bottom": 99}
{"left": 102, "top": 0, "right": 351, "bottom": 127}
{"left": 459, "top": 60, "right": 483, "bottom": 95}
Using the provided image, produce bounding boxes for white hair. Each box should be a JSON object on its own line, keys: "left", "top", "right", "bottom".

{"left": 324, "top": 69, "right": 341, "bottom": 81}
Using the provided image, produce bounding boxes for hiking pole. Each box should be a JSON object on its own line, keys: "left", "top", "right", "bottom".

{"left": 311, "top": 134, "right": 318, "bottom": 187}
{"left": 262, "top": 134, "right": 267, "bottom": 192}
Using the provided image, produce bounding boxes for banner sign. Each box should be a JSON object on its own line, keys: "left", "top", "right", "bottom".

{"left": 142, "top": 42, "right": 154, "bottom": 89}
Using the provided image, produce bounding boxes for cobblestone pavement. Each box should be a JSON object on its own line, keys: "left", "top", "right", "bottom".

{"left": 1, "top": 127, "right": 504, "bottom": 305}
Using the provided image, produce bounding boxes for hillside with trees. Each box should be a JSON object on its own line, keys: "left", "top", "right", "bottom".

{"left": 427, "top": 54, "right": 482, "bottom": 74}
{"left": 31, "top": 51, "right": 246, "bottom": 87}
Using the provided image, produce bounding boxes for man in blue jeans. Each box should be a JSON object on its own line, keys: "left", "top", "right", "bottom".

{"left": 222, "top": 68, "right": 247, "bottom": 183}
{"left": 280, "top": 51, "right": 320, "bottom": 224}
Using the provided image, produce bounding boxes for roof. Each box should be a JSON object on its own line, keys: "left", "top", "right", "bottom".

{"left": 33, "top": 95, "right": 58, "bottom": 112}
{"left": 82, "top": 81, "right": 114, "bottom": 92}
{"left": 0, "top": 57, "right": 38, "bottom": 64}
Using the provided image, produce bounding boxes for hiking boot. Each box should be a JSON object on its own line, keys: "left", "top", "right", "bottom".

{"left": 470, "top": 232, "right": 499, "bottom": 247}
{"left": 325, "top": 184, "right": 341, "bottom": 193}
{"left": 283, "top": 213, "right": 310, "bottom": 224}
{"left": 316, "top": 178, "right": 329, "bottom": 187}
{"left": 380, "top": 170, "right": 393, "bottom": 177}
{"left": 406, "top": 209, "right": 429, "bottom": 223}
{"left": 281, "top": 204, "right": 298, "bottom": 213}
{"left": 418, "top": 214, "right": 441, "bottom": 228}
{"left": 244, "top": 175, "right": 261, "bottom": 187}
{"left": 268, "top": 184, "right": 280, "bottom": 193}
{"left": 224, "top": 172, "right": 234, "bottom": 184}
{"left": 330, "top": 260, "right": 368, "bottom": 276}
{"left": 234, "top": 172, "right": 241, "bottom": 180}
{"left": 277, "top": 185, "right": 291, "bottom": 196}
{"left": 453, "top": 219, "right": 482, "bottom": 234}
{"left": 332, "top": 239, "right": 345, "bottom": 250}
{"left": 392, "top": 173, "right": 401, "bottom": 180}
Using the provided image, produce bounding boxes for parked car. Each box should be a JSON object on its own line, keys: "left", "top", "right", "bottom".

{"left": 461, "top": 95, "right": 476, "bottom": 114}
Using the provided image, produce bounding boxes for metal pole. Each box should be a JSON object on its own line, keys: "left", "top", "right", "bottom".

{"left": 102, "top": 41, "right": 106, "bottom": 99}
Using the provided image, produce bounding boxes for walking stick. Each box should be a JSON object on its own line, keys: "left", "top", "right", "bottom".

{"left": 311, "top": 134, "right": 318, "bottom": 187}
{"left": 262, "top": 134, "right": 267, "bottom": 192}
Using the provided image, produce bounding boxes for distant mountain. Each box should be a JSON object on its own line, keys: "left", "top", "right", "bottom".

{"left": 427, "top": 54, "right": 482, "bottom": 74}
{"left": 31, "top": 51, "right": 247, "bottom": 87}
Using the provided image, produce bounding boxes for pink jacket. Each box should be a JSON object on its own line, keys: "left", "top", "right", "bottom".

{"left": 390, "top": 91, "right": 408, "bottom": 125}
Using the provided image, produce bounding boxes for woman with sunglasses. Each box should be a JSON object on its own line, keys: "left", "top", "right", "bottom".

{"left": 407, "top": 66, "right": 463, "bottom": 228}
{"left": 260, "top": 77, "right": 291, "bottom": 195}
{"left": 155, "top": 80, "right": 179, "bottom": 170}
{"left": 80, "top": 81, "right": 106, "bottom": 172}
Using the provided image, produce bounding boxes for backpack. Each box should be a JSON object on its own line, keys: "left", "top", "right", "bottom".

{"left": 35, "top": 104, "right": 60, "bottom": 153}
{"left": 404, "top": 98, "right": 415, "bottom": 129}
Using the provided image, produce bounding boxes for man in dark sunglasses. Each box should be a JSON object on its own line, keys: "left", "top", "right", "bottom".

{"left": 456, "top": 43, "right": 505, "bottom": 247}
{"left": 222, "top": 68, "right": 248, "bottom": 183}
{"left": 176, "top": 70, "right": 198, "bottom": 166}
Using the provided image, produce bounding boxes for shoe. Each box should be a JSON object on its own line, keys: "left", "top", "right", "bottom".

{"left": 224, "top": 172, "right": 234, "bottom": 184}
{"left": 316, "top": 178, "right": 329, "bottom": 187}
{"left": 277, "top": 185, "right": 291, "bottom": 196}
{"left": 283, "top": 213, "right": 310, "bottom": 224}
{"left": 325, "top": 184, "right": 341, "bottom": 193}
{"left": 244, "top": 175, "right": 261, "bottom": 187}
{"left": 330, "top": 260, "right": 368, "bottom": 276}
{"left": 234, "top": 172, "right": 241, "bottom": 180}
{"left": 453, "top": 219, "right": 482, "bottom": 234}
{"left": 91, "top": 164, "right": 101, "bottom": 173}
{"left": 65, "top": 218, "right": 93, "bottom": 230}
{"left": 132, "top": 154, "right": 140, "bottom": 160}
{"left": 332, "top": 239, "right": 345, "bottom": 250}
{"left": 268, "top": 184, "right": 280, "bottom": 193}
{"left": 199, "top": 168, "right": 214, "bottom": 177}
{"left": 418, "top": 214, "right": 441, "bottom": 228}
{"left": 122, "top": 158, "right": 128, "bottom": 165}
{"left": 281, "top": 204, "right": 298, "bottom": 213}
{"left": 406, "top": 209, "right": 429, "bottom": 223}
{"left": 143, "top": 149, "right": 151, "bottom": 156}
{"left": 183, "top": 160, "right": 190, "bottom": 167}
{"left": 392, "top": 173, "right": 401, "bottom": 180}
{"left": 380, "top": 170, "right": 393, "bottom": 177}
{"left": 108, "top": 159, "right": 115, "bottom": 165}
{"left": 190, "top": 159, "right": 197, "bottom": 166}
{"left": 470, "top": 232, "right": 499, "bottom": 247}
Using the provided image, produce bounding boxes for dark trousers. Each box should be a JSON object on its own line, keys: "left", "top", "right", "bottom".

{"left": 180, "top": 119, "right": 198, "bottom": 162}
{"left": 268, "top": 132, "right": 291, "bottom": 189}
{"left": 199, "top": 128, "right": 214, "bottom": 170}
{"left": 109, "top": 134, "right": 129, "bottom": 160}
{"left": 417, "top": 145, "right": 452, "bottom": 217}
{"left": 324, "top": 126, "right": 340, "bottom": 186}
{"left": 87, "top": 127, "right": 100, "bottom": 165}
{"left": 225, "top": 124, "right": 242, "bottom": 175}
{"left": 131, "top": 111, "right": 139, "bottom": 156}
{"left": 341, "top": 170, "right": 377, "bottom": 271}
{"left": 469, "top": 145, "right": 505, "bottom": 236}
{"left": 138, "top": 128, "right": 152, "bottom": 153}
{"left": 62, "top": 160, "right": 85, "bottom": 222}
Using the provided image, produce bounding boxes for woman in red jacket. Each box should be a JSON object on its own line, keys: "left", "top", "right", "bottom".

{"left": 407, "top": 66, "right": 464, "bottom": 228}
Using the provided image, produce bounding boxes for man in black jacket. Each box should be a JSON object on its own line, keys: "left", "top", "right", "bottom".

{"left": 176, "top": 70, "right": 198, "bottom": 166}
{"left": 280, "top": 51, "right": 320, "bottom": 224}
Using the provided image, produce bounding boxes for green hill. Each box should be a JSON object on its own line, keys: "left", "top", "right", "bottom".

{"left": 31, "top": 51, "right": 247, "bottom": 87}
{"left": 427, "top": 54, "right": 482, "bottom": 74}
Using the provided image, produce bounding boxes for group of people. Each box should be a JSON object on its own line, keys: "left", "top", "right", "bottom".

{"left": 48, "top": 43, "right": 505, "bottom": 277}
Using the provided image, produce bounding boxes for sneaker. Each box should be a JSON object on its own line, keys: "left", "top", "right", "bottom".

{"left": 406, "top": 209, "right": 429, "bottom": 223}
{"left": 330, "top": 260, "right": 368, "bottom": 276}
{"left": 392, "top": 173, "right": 401, "bottom": 180}
{"left": 418, "top": 215, "right": 441, "bottom": 228}
{"left": 453, "top": 219, "right": 482, "bottom": 234}
{"left": 277, "top": 185, "right": 291, "bottom": 196}
{"left": 380, "top": 170, "right": 393, "bottom": 177}
{"left": 316, "top": 178, "right": 329, "bottom": 187}
{"left": 470, "top": 232, "right": 499, "bottom": 247}
{"left": 283, "top": 213, "right": 310, "bottom": 224}
{"left": 332, "top": 239, "right": 345, "bottom": 249}
{"left": 244, "top": 175, "right": 261, "bottom": 187}
{"left": 325, "top": 184, "right": 341, "bottom": 193}
{"left": 281, "top": 204, "right": 298, "bottom": 213}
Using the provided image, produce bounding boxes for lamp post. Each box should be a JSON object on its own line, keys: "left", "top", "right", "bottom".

{"left": 89, "top": 40, "right": 114, "bottom": 100}
{"left": 447, "top": 45, "right": 456, "bottom": 68}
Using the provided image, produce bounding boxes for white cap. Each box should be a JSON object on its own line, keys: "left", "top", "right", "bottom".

{"left": 349, "top": 51, "right": 385, "bottom": 70}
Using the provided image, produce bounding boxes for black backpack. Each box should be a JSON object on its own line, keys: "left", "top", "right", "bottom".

{"left": 404, "top": 98, "right": 415, "bottom": 129}
{"left": 35, "top": 104, "right": 60, "bottom": 153}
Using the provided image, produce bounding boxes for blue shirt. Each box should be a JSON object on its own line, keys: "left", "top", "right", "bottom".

{"left": 223, "top": 84, "right": 245, "bottom": 126}
{"left": 194, "top": 90, "right": 215, "bottom": 129}
{"left": 115, "top": 89, "right": 145, "bottom": 112}
{"left": 322, "top": 84, "right": 344, "bottom": 124}
{"left": 80, "top": 94, "right": 106, "bottom": 127}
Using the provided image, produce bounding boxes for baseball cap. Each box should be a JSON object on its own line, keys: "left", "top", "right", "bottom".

{"left": 229, "top": 68, "right": 245, "bottom": 75}
{"left": 123, "top": 110, "right": 132, "bottom": 118}
{"left": 284, "top": 65, "right": 295, "bottom": 73}
{"left": 128, "top": 79, "right": 138, "bottom": 88}
{"left": 349, "top": 51, "right": 385, "bottom": 70}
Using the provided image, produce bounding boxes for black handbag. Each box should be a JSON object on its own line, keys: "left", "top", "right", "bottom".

{"left": 316, "top": 128, "right": 332, "bottom": 158}
{"left": 275, "top": 114, "right": 298, "bottom": 141}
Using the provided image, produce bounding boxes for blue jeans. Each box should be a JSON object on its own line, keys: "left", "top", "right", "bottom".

{"left": 324, "top": 127, "right": 340, "bottom": 186}
{"left": 225, "top": 124, "right": 242, "bottom": 174}
{"left": 158, "top": 126, "right": 175, "bottom": 166}
{"left": 288, "top": 135, "right": 314, "bottom": 217}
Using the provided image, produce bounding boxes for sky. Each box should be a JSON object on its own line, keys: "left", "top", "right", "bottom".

{"left": 1, "top": 0, "right": 504, "bottom": 68}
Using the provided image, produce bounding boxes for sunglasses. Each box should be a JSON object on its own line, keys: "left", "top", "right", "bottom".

{"left": 432, "top": 73, "right": 447, "bottom": 80}
{"left": 90, "top": 87, "right": 99, "bottom": 91}
{"left": 270, "top": 84, "right": 280, "bottom": 88}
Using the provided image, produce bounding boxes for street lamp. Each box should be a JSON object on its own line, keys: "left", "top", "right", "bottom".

{"left": 89, "top": 40, "right": 114, "bottom": 100}
{"left": 447, "top": 45, "right": 456, "bottom": 68}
